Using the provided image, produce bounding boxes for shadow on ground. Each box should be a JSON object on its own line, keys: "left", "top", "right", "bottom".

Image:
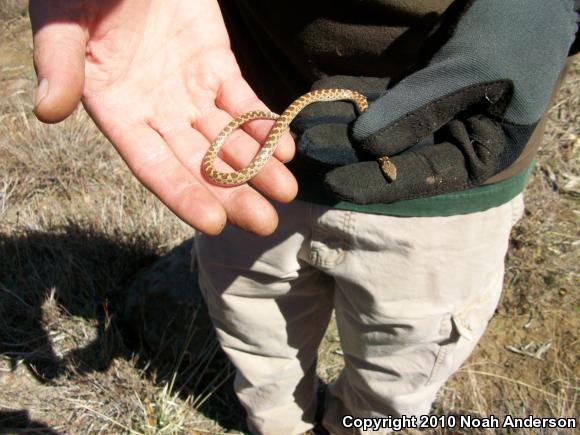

{"left": 0, "top": 224, "right": 245, "bottom": 433}
{"left": 0, "top": 410, "right": 61, "bottom": 435}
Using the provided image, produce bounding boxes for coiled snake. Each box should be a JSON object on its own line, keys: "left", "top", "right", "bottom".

{"left": 202, "top": 88, "right": 397, "bottom": 186}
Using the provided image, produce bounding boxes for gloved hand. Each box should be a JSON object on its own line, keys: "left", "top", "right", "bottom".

{"left": 292, "top": 0, "right": 579, "bottom": 204}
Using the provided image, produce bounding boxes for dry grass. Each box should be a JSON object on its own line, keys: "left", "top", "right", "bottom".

{"left": 0, "top": 1, "right": 26, "bottom": 22}
{"left": 0, "top": 8, "right": 578, "bottom": 435}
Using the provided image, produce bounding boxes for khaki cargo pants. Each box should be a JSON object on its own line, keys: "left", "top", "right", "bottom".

{"left": 195, "top": 194, "right": 525, "bottom": 435}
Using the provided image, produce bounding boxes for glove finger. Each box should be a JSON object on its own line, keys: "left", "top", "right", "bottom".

{"left": 438, "top": 114, "right": 504, "bottom": 183}
{"left": 325, "top": 114, "right": 505, "bottom": 204}
{"left": 324, "top": 143, "right": 467, "bottom": 204}
{"left": 297, "top": 123, "right": 367, "bottom": 167}
{"left": 354, "top": 79, "right": 511, "bottom": 158}
{"left": 291, "top": 101, "right": 359, "bottom": 133}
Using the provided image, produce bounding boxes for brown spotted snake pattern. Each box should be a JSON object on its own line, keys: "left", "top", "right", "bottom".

{"left": 202, "top": 89, "right": 369, "bottom": 186}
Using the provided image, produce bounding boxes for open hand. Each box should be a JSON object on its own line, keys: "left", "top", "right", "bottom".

{"left": 29, "top": 0, "right": 297, "bottom": 235}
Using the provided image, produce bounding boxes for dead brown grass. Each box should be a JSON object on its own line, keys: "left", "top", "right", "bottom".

{"left": 0, "top": 1, "right": 26, "bottom": 26}
{"left": 0, "top": 10, "right": 578, "bottom": 435}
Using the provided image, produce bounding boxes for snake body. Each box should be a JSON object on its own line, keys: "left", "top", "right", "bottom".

{"left": 202, "top": 89, "right": 369, "bottom": 186}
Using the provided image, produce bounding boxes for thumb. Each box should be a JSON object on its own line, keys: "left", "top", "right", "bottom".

{"left": 30, "top": 8, "right": 86, "bottom": 123}
{"left": 353, "top": 79, "right": 510, "bottom": 158}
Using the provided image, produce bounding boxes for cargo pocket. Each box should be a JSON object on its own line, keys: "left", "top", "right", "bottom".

{"left": 427, "top": 286, "right": 501, "bottom": 386}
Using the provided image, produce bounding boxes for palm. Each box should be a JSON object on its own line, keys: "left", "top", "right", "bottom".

{"left": 30, "top": 0, "right": 296, "bottom": 235}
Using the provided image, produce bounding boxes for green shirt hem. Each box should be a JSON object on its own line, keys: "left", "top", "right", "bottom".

{"left": 295, "top": 162, "right": 534, "bottom": 217}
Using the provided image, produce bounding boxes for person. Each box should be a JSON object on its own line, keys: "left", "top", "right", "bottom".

{"left": 29, "top": 1, "right": 578, "bottom": 434}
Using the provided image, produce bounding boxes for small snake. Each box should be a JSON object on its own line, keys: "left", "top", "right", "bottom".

{"left": 202, "top": 88, "right": 397, "bottom": 186}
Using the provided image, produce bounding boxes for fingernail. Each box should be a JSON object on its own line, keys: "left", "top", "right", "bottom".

{"left": 35, "top": 78, "right": 49, "bottom": 108}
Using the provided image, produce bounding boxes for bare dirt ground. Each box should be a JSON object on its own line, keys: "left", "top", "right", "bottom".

{"left": 0, "top": 4, "right": 578, "bottom": 434}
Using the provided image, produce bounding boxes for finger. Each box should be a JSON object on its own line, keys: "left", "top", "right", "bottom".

{"left": 216, "top": 76, "right": 295, "bottom": 163}
{"left": 324, "top": 141, "right": 474, "bottom": 205}
{"left": 218, "top": 187, "right": 279, "bottom": 236}
{"left": 194, "top": 108, "right": 298, "bottom": 203}
{"left": 329, "top": 108, "right": 505, "bottom": 204}
{"left": 155, "top": 124, "right": 280, "bottom": 235}
{"left": 298, "top": 123, "right": 364, "bottom": 167}
{"left": 29, "top": 2, "right": 87, "bottom": 123}
{"left": 112, "top": 124, "right": 228, "bottom": 235}
{"left": 292, "top": 100, "right": 358, "bottom": 133}
{"left": 437, "top": 114, "right": 504, "bottom": 182}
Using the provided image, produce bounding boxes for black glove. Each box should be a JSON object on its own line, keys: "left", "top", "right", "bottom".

{"left": 292, "top": 0, "right": 578, "bottom": 204}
